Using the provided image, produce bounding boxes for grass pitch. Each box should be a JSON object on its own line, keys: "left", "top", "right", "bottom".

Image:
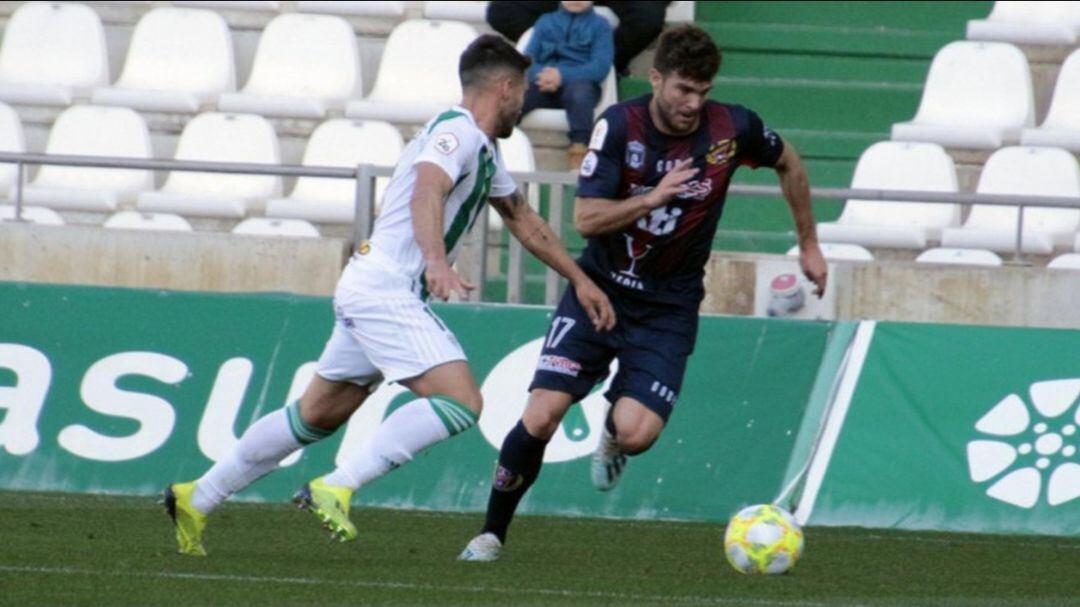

{"left": 0, "top": 491, "right": 1077, "bottom": 606}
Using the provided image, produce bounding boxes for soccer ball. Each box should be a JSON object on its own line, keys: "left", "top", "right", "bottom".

{"left": 723, "top": 504, "right": 804, "bottom": 575}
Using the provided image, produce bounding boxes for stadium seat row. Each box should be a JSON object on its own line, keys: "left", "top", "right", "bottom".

{"left": 967, "top": 1, "right": 1080, "bottom": 46}
{"left": 818, "top": 142, "right": 1080, "bottom": 255}
{"left": 0, "top": 102, "right": 537, "bottom": 227}
{"left": 891, "top": 40, "right": 1080, "bottom": 151}
{"left": 784, "top": 242, "right": 1080, "bottom": 270}
{"left": 0, "top": 2, "right": 631, "bottom": 132}
{"left": 91, "top": 1, "right": 696, "bottom": 24}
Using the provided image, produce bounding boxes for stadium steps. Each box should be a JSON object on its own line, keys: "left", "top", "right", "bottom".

{"left": 633, "top": 0, "right": 993, "bottom": 256}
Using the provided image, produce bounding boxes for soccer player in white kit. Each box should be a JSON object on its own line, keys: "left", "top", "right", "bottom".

{"left": 164, "top": 35, "right": 616, "bottom": 556}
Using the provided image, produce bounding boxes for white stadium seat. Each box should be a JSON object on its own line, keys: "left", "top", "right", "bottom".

{"left": 891, "top": 41, "right": 1033, "bottom": 149}
{"left": 967, "top": 1, "right": 1080, "bottom": 45}
{"left": 298, "top": 1, "right": 405, "bottom": 17}
{"left": 20, "top": 105, "right": 153, "bottom": 212}
{"left": 817, "top": 142, "right": 960, "bottom": 249}
{"left": 218, "top": 14, "right": 362, "bottom": 119}
{"left": 137, "top": 112, "right": 282, "bottom": 218}
{"left": 515, "top": 28, "right": 618, "bottom": 133}
{"left": 266, "top": 119, "right": 403, "bottom": 224}
{"left": 941, "top": 146, "right": 1080, "bottom": 254}
{"left": 0, "top": 102, "right": 26, "bottom": 197}
{"left": 0, "top": 2, "right": 108, "bottom": 106}
{"left": 487, "top": 127, "right": 538, "bottom": 231}
{"left": 91, "top": 8, "right": 235, "bottom": 114}
{"left": 0, "top": 205, "right": 64, "bottom": 225}
{"left": 103, "top": 211, "right": 193, "bottom": 232}
{"left": 665, "top": 1, "right": 696, "bottom": 22}
{"left": 422, "top": 1, "right": 488, "bottom": 22}
{"left": 346, "top": 20, "right": 479, "bottom": 123}
{"left": 1047, "top": 253, "right": 1080, "bottom": 269}
{"left": 232, "top": 218, "right": 320, "bottom": 237}
{"left": 786, "top": 243, "right": 874, "bottom": 261}
{"left": 916, "top": 247, "right": 1004, "bottom": 266}
{"left": 1020, "top": 49, "right": 1080, "bottom": 151}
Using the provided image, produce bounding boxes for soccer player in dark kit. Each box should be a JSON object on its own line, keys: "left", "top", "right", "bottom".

{"left": 460, "top": 24, "right": 828, "bottom": 561}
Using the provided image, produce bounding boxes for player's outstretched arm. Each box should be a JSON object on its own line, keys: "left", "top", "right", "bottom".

{"left": 412, "top": 162, "right": 475, "bottom": 300}
{"left": 490, "top": 192, "right": 616, "bottom": 331}
{"left": 774, "top": 142, "right": 827, "bottom": 297}
{"left": 574, "top": 158, "right": 698, "bottom": 237}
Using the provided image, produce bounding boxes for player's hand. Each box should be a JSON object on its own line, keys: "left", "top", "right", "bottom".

{"left": 799, "top": 243, "right": 828, "bottom": 298}
{"left": 644, "top": 158, "right": 698, "bottom": 209}
{"left": 424, "top": 259, "right": 475, "bottom": 301}
{"left": 573, "top": 277, "right": 616, "bottom": 332}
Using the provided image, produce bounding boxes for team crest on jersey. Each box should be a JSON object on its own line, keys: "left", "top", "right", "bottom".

{"left": 706, "top": 139, "right": 737, "bottom": 167}
{"left": 626, "top": 140, "right": 646, "bottom": 169}
{"left": 434, "top": 132, "right": 458, "bottom": 155}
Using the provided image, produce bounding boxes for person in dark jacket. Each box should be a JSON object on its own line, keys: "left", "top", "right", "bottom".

{"left": 520, "top": 1, "right": 614, "bottom": 168}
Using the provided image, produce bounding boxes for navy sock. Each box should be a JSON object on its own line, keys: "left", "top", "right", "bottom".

{"left": 481, "top": 420, "right": 549, "bottom": 543}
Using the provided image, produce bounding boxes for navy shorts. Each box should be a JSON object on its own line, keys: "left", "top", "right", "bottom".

{"left": 528, "top": 283, "right": 698, "bottom": 422}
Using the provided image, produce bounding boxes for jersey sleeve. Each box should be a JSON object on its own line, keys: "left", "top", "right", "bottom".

{"left": 413, "top": 119, "right": 476, "bottom": 184}
{"left": 737, "top": 107, "right": 785, "bottom": 169}
{"left": 576, "top": 105, "right": 627, "bottom": 199}
{"left": 490, "top": 146, "right": 517, "bottom": 198}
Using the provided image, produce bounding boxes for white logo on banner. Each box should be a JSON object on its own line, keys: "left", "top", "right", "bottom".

{"left": 478, "top": 337, "right": 618, "bottom": 463}
{"left": 966, "top": 379, "right": 1080, "bottom": 509}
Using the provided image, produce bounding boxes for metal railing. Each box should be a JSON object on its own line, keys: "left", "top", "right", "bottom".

{"left": 3, "top": 152, "right": 1079, "bottom": 306}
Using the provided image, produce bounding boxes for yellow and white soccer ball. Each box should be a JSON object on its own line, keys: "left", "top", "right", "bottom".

{"left": 723, "top": 504, "right": 804, "bottom": 575}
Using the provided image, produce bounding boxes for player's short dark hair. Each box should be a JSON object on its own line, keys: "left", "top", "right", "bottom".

{"left": 459, "top": 34, "right": 532, "bottom": 90}
{"left": 653, "top": 25, "right": 721, "bottom": 83}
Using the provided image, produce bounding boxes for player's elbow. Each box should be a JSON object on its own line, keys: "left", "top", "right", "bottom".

{"left": 573, "top": 201, "right": 601, "bottom": 237}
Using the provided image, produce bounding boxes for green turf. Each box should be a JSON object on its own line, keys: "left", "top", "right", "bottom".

{"left": 1, "top": 491, "right": 1077, "bottom": 607}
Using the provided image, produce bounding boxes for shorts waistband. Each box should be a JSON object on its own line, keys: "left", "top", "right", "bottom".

{"left": 352, "top": 241, "right": 425, "bottom": 298}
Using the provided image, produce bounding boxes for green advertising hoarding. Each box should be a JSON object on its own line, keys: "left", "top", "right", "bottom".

{"left": 804, "top": 322, "right": 1080, "bottom": 537}
{"left": 0, "top": 281, "right": 833, "bottom": 523}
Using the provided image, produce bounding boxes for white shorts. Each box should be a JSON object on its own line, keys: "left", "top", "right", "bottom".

{"left": 315, "top": 246, "right": 466, "bottom": 386}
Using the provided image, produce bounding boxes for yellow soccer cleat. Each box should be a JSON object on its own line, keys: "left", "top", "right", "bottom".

{"left": 164, "top": 482, "right": 208, "bottom": 557}
{"left": 293, "top": 477, "right": 357, "bottom": 542}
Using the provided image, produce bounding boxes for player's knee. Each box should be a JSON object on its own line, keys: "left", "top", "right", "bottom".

{"left": 454, "top": 389, "right": 483, "bottom": 415}
{"left": 521, "top": 391, "right": 574, "bottom": 439}
{"left": 522, "top": 405, "right": 563, "bottom": 439}
{"left": 616, "top": 426, "right": 659, "bottom": 455}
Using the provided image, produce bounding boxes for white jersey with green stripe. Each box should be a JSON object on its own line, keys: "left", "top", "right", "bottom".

{"left": 367, "top": 105, "right": 516, "bottom": 284}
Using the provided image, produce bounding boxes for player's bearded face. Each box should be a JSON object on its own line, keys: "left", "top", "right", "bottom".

{"left": 654, "top": 72, "right": 711, "bottom": 134}
{"left": 497, "top": 76, "right": 526, "bottom": 138}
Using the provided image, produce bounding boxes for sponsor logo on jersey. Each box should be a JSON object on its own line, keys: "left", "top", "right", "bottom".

{"left": 626, "top": 140, "right": 646, "bottom": 170}
{"left": 589, "top": 118, "right": 609, "bottom": 150}
{"left": 675, "top": 179, "right": 714, "bottom": 201}
{"left": 580, "top": 151, "right": 598, "bottom": 177}
{"left": 706, "top": 139, "right": 737, "bottom": 167}
{"left": 763, "top": 125, "right": 780, "bottom": 148}
{"left": 538, "top": 355, "right": 582, "bottom": 377}
{"left": 434, "top": 132, "right": 459, "bottom": 155}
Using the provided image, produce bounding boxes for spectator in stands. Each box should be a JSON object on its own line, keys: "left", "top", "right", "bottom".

{"left": 520, "top": 1, "right": 614, "bottom": 169}
{"left": 488, "top": 1, "right": 669, "bottom": 78}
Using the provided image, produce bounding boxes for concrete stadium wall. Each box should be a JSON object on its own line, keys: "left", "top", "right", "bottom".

{"left": 0, "top": 223, "right": 348, "bottom": 296}
{"left": 3, "top": 222, "right": 1078, "bottom": 328}
{"left": 702, "top": 253, "right": 1080, "bottom": 329}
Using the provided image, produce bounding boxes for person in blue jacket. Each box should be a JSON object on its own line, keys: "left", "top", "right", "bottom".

{"left": 521, "top": 1, "right": 614, "bottom": 168}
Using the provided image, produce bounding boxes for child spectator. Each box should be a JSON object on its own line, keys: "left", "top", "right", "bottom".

{"left": 520, "top": 1, "right": 614, "bottom": 169}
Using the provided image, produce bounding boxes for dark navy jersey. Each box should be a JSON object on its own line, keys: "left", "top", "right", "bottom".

{"left": 576, "top": 95, "right": 784, "bottom": 307}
